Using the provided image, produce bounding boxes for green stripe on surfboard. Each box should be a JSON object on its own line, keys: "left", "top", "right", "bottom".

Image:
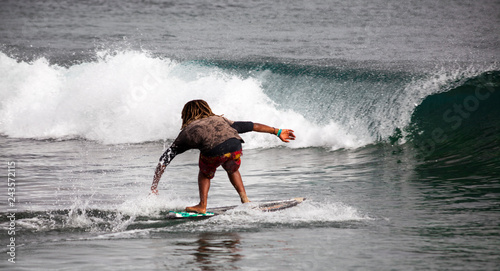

{"left": 169, "top": 211, "right": 215, "bottom": 218}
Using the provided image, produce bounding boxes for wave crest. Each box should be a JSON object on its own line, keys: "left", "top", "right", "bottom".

{"left": 1, "top": 50, "right": 497, "bottom": 151}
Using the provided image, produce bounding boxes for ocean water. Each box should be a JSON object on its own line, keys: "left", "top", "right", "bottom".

{"left": 1, "top": 0, "right": 500, "bottom": 270}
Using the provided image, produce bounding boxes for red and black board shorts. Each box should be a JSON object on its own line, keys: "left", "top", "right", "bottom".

{"left": 199, "top": 149, "right": 242, "bottom": 179}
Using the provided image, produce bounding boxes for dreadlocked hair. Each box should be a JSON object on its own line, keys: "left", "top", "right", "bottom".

{"left": 181, "top": 99, "right": 216, "bottom": 129}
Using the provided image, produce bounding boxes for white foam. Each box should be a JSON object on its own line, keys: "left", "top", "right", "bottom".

{"left": 223, "top": 200, "right": 367, "bottom": 223}
{"left": 160, "top": 200, "right": 370, "bottom": 233}
{"left": 116, "top": 192, "right": 189, "bottom": 217}
{"left": 0, "top": 50, "right": 367, "bottom": 149}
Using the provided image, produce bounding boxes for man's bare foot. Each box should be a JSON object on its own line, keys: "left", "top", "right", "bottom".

{"left": 185, "top": 204, "right": 206, "bottom": 214}
{"left": 239, "top": 191, "right": 250, "bottom": 203}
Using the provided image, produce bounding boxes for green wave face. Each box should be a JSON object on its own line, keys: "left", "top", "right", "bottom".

{"left": 408, "top": 71, "right": 500, "bottom": 162}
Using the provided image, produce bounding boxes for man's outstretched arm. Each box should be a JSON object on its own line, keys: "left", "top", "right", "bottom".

{"left": 253, "top": 123, "right": 296, "bottom": 142}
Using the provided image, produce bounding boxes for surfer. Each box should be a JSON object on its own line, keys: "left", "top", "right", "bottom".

{"left": 150, "top": 99, "right": 295, "bottom": 214}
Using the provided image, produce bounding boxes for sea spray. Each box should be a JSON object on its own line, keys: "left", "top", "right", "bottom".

{"left": 0, "top": 51, "right": 361, "bottom": 149}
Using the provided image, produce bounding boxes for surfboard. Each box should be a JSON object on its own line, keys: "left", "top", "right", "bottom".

{"left": 166, "top": 197, "right": 305, "bottom": 219}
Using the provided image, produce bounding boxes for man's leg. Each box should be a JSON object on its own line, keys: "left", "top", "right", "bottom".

{"left": 186, "top": 171, "right": 211, "bottom": 214}
{"left": 227, "top": 170, "right": 250, "bottom": 203}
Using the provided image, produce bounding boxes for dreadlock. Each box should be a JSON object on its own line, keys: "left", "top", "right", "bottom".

{"left": 181, "top": 99, "right": 216, "bottom": 129}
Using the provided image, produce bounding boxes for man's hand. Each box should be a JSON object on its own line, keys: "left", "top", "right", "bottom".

{"left": 278, "top": 129, "right": 296, "bottom": 143}
{"left": 253, "top": 123, "right": 296, "bottom": 143}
